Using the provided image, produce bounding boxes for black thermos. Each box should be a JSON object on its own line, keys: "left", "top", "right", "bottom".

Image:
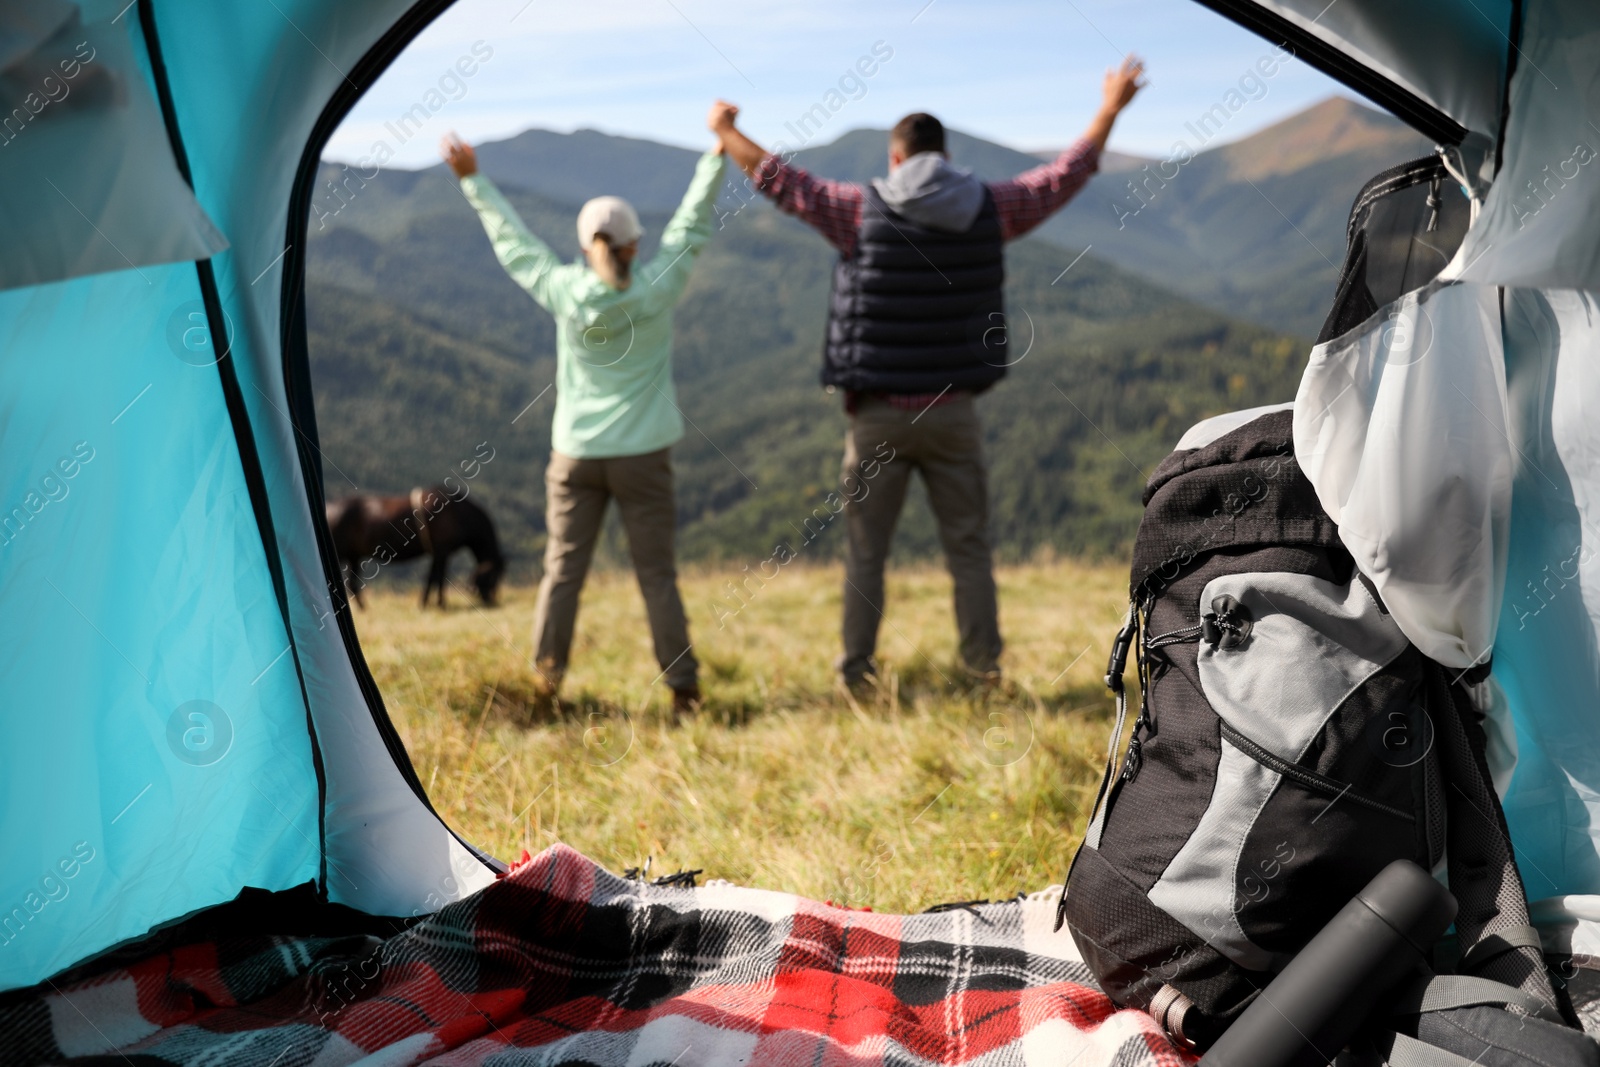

{"left": 1199, "top": 860, "right": 1457, "bottom": 1067}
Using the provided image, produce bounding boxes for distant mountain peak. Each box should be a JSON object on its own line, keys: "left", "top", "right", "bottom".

{"left": 1024, "top": 97, "right": 1420, "bottom": 182}
{"left": 1212, "top": 95, "right": 1423, "bottom": 181}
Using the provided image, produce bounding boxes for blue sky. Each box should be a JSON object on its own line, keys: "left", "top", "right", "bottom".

{"left": 323, "top": 0, "right": 1366, "bottom": 169}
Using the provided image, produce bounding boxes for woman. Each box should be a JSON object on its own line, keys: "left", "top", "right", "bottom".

{"left": 440, "top": 116, "right": 725, "bottom": 713}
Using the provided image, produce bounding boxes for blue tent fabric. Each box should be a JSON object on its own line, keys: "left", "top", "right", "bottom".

{"left": 0, "top": 9, "right": 227, "bottom": 291}
{"left": 0, "top": 0, "right": 492, "bottom": 996}
{"left": 137, "top": 0, "right": 496, "bottom": 927}
{"left": 2, "top": 0, "right": 1598, "bottom": 1008}
{"left": 1496, "top": 290, "right": 1600, "bottom": 902}
{"left": 0, "top": 262, "right": 320, "bottom": 991}
{"left": 1446, "top": 0, "right": 1600, "bottom": 289}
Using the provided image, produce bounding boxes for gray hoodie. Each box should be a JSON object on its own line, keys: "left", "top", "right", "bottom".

{"left": 870, "top": 151, "right": 987, "bottom": 234}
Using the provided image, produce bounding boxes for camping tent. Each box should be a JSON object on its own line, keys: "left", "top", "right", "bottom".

{"left": 2, "top": 0, "right": 1599, "bottom": 1000}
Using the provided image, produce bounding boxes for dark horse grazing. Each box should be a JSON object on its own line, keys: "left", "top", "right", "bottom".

{"left": 325, "top": 487, "right": 505, "bottom": 608}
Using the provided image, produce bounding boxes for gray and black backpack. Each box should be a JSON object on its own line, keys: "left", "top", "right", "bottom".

{"left": 1056, "top": 155, "right": 1599, "bottom": 1062}
{"left": 1057, "top": 407, "right": 1579, "bottom": 1050}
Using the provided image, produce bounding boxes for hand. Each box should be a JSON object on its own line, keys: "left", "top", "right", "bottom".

{"left": 707, "top": 99, "right": 739, "bottom": 136}
{"left": 712, "top": 102, "right": 769, "bottom": 177}
{"left": 1101, "top": 55, "right": 1146, "bottom": 114}
{"left": 440, "top": 132, "right": 477, "bottom": 179}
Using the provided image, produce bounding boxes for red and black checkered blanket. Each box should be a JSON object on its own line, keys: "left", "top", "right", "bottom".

{"left": 0, "top": 844, "right": 1189, "bottom": 1066}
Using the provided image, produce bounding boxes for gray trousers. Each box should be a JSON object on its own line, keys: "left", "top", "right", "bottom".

{"left": 533, "top": 448, "right": 697, "bottom": 691}
{"left": 839, "top": 395, "right": 1003, "bottom": 682}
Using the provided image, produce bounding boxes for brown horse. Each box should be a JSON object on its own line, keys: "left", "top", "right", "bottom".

{"left": 325, "top": 487, "right": 505, "bottom": 608}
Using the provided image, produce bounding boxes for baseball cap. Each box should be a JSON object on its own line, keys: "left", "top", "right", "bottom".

{"left": 576, "top": 196, "right": 643, "bottom": 250}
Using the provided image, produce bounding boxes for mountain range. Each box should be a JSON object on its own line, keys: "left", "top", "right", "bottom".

{"left": 328, "top": 96, "right": 1428, "bottom": 339}
{"left": 303, "top": 96, "right": 1428, "bottom": 577}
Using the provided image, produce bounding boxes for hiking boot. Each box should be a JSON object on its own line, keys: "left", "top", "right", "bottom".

{"left": 837, "top": 672, "right": 878, "bottom": 703}
{"left": 972, "top": 668, "right": 1003, "bottom": 690}
{"left": 671, "top": 685, "right": 703, "bottom": 718}
{"left": 527, "top": 663, "right": 562, "bottom": 720}
{"left": 527, "top": 686, "right": 559, "bottom": 721}
{"left": 533, "top": 660, "right": 564, "bottom": 693}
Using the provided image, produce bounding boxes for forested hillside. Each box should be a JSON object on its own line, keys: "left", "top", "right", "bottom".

{"left": 304, "top": 99, "right": 1431, "bottom": 573}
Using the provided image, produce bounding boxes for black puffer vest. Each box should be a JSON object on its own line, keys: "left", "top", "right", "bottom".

{"left": 822, "top": 185, "right": 1007, "bottom": 394}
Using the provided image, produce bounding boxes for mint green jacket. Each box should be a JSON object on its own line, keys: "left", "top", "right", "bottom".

{"left": 460, "top": 150, "right": 725, "bottom": 459}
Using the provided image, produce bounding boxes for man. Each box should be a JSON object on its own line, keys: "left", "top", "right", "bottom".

{"left": 710, "top": 57, "right": 1146, "bottom": 691}
{"left": 441, "top": 119, "right": 727, "bottom": 713}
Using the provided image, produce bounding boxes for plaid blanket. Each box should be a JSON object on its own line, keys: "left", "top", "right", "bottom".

{"left": 0, "top": 844, "right": 1189, "bottom": 1066}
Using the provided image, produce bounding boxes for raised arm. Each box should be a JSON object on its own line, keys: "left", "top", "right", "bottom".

{"left": 441, "top": 133, "right": 565, "bottom": 310}
{"left": 639, "top": 141, "right": 727, "bottom": 299}
{"left": 989, "top": 56, "right": 1145, "bottom": 241}
{"left": 709, "top": 100, "right": 864, "bottom": 255}
{"left": 1084, "top": 55, "right": 1146, "bottom": 155}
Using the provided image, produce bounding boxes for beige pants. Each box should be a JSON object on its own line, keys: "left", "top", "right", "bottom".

{"left": 533, "top": 448, "right": 697, "bottom": 691}
{"left": 839, "top": 395, "right": 1002, "bottom": 682}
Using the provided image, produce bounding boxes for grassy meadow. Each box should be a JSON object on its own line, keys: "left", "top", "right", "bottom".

{"left": 351, "top": 559, "right": 1130, "bottom": 912}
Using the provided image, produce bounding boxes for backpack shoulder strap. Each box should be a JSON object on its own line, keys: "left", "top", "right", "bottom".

{"left": 1388, "top": 973, "right": 1563, "bottom": 1022}
{"left": 1429, "top": 662, "right": 1564, "bottom": 1015}
{"left": 1054, "top": 607, "right": 1138, "bottom": 932}
{"left": 1367, "top": 974, "right": 1598, "bottom": 1067}
{"left": 1374, "top": 1030, "right": 1494, "bottom": 1067}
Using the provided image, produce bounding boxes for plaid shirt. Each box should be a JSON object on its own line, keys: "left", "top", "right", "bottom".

{"left": 754, "top": 138, "right": 1100, "bottom": 256}
{"left": 754, "top": 139, "right": 1100, "bottom": 411}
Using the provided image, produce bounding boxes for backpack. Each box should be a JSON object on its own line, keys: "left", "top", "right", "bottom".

{"left": 1050, "top": 146, "right": 1600, "bottom": 1061}
{"left": 1055, "top": 407, "right": 1592, "bottom": 1061}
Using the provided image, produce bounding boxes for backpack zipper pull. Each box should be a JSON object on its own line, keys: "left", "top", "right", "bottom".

{"left": 1120, "top": 714, "right": 1148, "bottom": 783}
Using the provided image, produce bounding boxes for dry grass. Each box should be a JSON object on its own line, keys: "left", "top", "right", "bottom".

{"left": 350, "top": 559, "right": 1129, "bottom": 912}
